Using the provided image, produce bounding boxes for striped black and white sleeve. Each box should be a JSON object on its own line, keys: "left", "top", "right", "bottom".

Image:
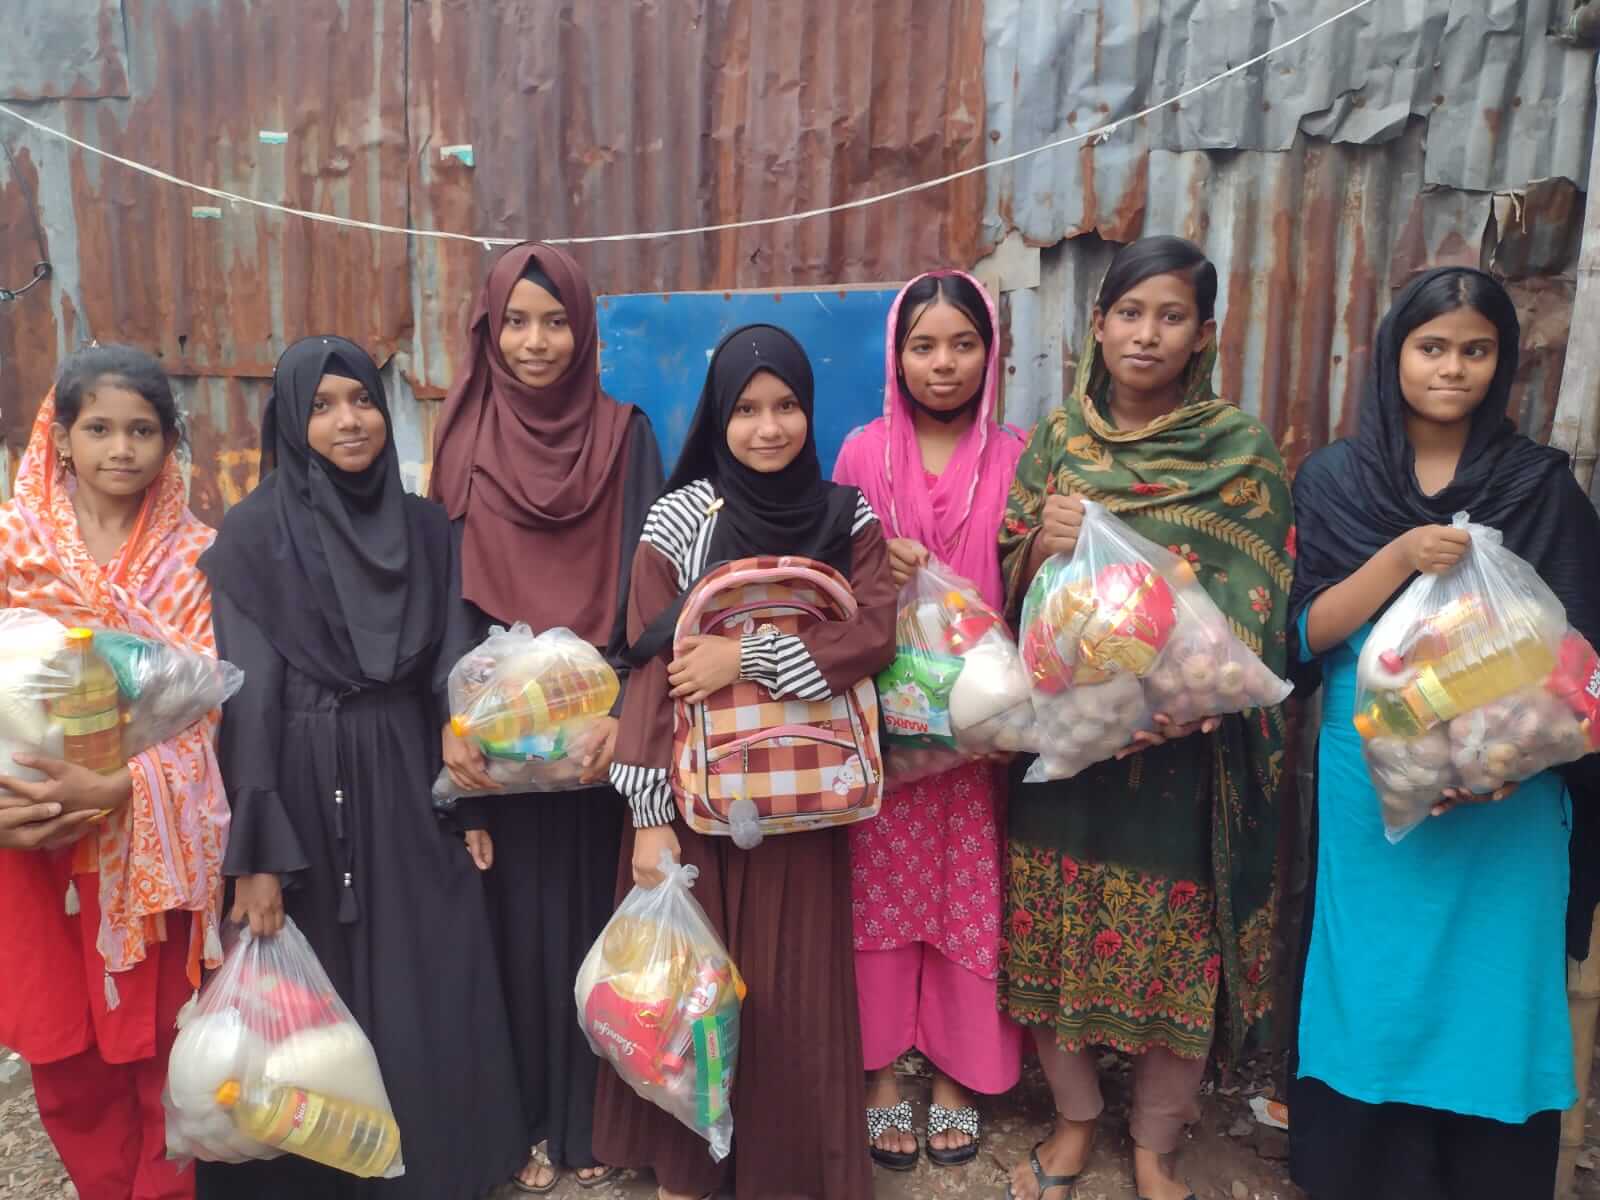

{"left": 609, "top": 762, "right": 676, "bottom": 829}
{"left": 739, "top": 629, "right": 831, "bottom": 701}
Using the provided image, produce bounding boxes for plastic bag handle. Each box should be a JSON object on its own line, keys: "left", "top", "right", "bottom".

{"left": 657, "top": 849, "right": 699, "bottom": 889}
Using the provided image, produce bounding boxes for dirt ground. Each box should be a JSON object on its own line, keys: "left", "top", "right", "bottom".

{"left": 7, "top": 1048, "right": 1600, "bottom": 1200}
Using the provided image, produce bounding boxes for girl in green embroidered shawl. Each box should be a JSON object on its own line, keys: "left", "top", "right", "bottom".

{"left": 998, "top": 238, "right": 1294, "bottom": 1200}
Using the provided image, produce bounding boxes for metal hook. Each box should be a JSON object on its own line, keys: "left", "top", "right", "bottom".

{"left": 0, "top": 261, "right": 51, "bottom": 303}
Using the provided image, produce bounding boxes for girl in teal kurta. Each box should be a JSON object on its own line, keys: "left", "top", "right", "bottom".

{"left": 1289, "top": 267, "right": 1600, "bottom": 1200}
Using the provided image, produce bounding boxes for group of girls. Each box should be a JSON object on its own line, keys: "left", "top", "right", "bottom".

{"left": 0, "top": 231, "right": 1591, "bottom": 1200}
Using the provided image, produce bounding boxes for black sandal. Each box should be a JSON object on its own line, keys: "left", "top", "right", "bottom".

{"left": 925, "top": 1102, "right": 980, "bottom": 1167}
{"left": 866, "top": 1099, "right": 919, "bottom": 1171}
{"left": 1003, "top": 1139, "right": 1079, "bottom": 1199}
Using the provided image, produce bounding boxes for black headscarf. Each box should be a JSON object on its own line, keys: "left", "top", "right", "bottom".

{"left": 665, "top": 323, "right": 860, "bottom": 574}
{"left": 200, "top": 335, "right": 447, "bottom": 688}
{"left": 1290, "top": 267, "right": 1600, "bottom": 956}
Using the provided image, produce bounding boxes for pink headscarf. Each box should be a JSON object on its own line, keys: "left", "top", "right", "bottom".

{"left": 832, "top": 270, "right": 1025, "bottom": 609}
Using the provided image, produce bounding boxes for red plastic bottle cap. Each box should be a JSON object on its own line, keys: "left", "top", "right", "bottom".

{"left": 1378, "top": 651, "right": 1405, "bottom": 674}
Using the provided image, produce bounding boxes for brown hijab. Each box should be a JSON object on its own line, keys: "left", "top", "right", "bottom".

{"left": 431, "top": 242, "right": 634, "bottom": 640}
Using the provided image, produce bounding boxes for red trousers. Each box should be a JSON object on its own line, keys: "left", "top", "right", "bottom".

{"left": 29, "top": 917, "right": 195, "bottom": 1200}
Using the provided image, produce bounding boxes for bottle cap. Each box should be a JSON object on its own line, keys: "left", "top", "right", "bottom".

{"left": 66, "top": 627, "right": 94, "bottom": 643}
{"left": 449, "top": 715, "right": 470, "bottom": 737}
{"left": 1352, "top": 713, "right": 1377, "bottom": 739}
{"left": 215, "top": 1080, "right": 242, "bottom": 1108}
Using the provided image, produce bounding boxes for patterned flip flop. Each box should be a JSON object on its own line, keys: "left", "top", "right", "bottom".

{"left": 867, "top": 1099, "right": 919, "bottom": 1171}
{"left": 925, "top": 1102, "right": 980, "bottom": 1167}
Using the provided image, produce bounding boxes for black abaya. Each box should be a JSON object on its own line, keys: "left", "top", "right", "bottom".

{"left": 197, "top": 550, "right": 525, "bottom": 1200}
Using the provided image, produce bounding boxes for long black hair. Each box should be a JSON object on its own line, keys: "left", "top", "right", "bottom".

{"left": 1094, "top": 235, "right": 1218, "bottom": 323}
{"left": 53, "top": 344, "right": 185, "bottom": 446}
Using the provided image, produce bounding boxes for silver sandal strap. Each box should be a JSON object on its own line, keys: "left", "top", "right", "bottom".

{"left": 866, "top": 1099, "right": 915, "bottom": 1142}
{"left": 927, "top": 1102, "right": 980, "bottom": 1139}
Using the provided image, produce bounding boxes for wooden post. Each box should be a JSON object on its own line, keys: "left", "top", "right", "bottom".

{"left": 1553, "top": 50, "right": 1600, "bottom": 1199}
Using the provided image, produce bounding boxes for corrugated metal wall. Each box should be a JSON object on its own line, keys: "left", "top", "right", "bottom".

{"left": 0, "top": 0, "right": 1595, "bottom": 521}
{"left": 984, "top": 0, "right": 1596, "bottom": 480}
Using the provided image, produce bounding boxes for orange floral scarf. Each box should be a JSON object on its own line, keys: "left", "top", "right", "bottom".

{"left": 0, "top": 394, "right": 228, "bottom": 988}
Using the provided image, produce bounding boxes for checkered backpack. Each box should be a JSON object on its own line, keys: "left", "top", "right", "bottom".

{"left": 669, "top": 556, "right": 884, "bottom": 841}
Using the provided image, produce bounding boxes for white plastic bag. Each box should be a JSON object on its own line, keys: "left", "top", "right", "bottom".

{"left": 163, "top": 918, "right": 403, "bottom": 1178}
{"left": 576, "top": 853, "right": 743, "bottom": 1161}
{"left": 1354, "top": 513, "right": 1600, "bottom": 842}
{"left": 433, "top": 624, "right": 617, "bottom": 805}
{"left": 0, "top": 609, "right": 242, "bottom": 778}
{"left": 1019, "top": 501, "right": 1291, "bottom": 782}
{"left": 877, "top": 562, "right": 1035, "bottom": 786}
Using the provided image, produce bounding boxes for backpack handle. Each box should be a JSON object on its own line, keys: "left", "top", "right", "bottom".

{"left": 674, "top": 558, "right": 857, "bottom": 652}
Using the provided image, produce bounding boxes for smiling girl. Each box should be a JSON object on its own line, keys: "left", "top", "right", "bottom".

{"left": 595, "top": 324, "right": 896, "bottom": 1200}
{"left": 1288, "top": 268, "right": 1600, "bottom": 1200}
{"left": 0, "top": 345, "right": 230, "bottom": 1200}
{"left": 832, "top": 271, "right": 1026, "bottom": 1170}
{"left": 997, "top": 238, "right": 1293, "bottom": 1200}
{"left": 197, "top": 336, "right": 523, "bottom": 1200}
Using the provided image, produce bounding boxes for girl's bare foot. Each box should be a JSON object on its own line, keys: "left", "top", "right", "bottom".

{"left": 865, "top": 1065, "right": 916, "bottom": 1158}
{"left": 1132, "top": 1145, "right": 1192, "bottom": 1200}
{"left": 1007, "top": 1116, "right": 1094, "bottom": 1199}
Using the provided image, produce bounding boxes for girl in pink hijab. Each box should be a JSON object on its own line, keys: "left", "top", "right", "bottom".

{"left": 832, "top": 270, "right": 1027, "bottom": 1171}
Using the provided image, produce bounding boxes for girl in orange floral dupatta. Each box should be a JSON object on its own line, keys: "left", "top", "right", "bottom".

{"left": 0, "top": 346, "right": 228, "bottom": 1200}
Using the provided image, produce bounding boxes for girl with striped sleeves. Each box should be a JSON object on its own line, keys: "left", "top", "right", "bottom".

{"left": 594, "top": 324, "right": 897, "bottom": 1200}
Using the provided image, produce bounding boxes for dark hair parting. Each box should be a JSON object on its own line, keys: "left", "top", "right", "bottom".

{"left": 1095, "top": 235, "right": 1218, "bottom": 324}
{"left": 53, "top": 344, "right": 186, "bottom": 447}
{"left": 894, "top": 273, "right": 995, "bottom": 357}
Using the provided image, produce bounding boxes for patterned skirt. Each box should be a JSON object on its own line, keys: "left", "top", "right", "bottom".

{"left": 998, "top": 839, "right": 1221, "bottom": 1059}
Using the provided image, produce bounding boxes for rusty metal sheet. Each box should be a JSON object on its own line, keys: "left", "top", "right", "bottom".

{"left": 3, "top": 0, "right": 130, "bottom": 101}
{"left": 983, "top": 0, "right": 1597, "bottom": 252}
{"left": 998, "top": 120, "right": 1576, "bottom": 474}
{"left": 403, "top": 0, "right": 987, "bottom": 390}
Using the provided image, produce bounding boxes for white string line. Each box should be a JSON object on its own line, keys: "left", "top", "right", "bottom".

{"left": 0, "top": 0, "right": 1376, "bottom": 249}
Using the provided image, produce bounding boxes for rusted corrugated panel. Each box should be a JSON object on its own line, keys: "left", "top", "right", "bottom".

{"left": 983, "top": 0, "right": 1596, "bottom": 251}
{"left": 4, "top": 0, "right": 130, "bottom": 101}
{"left": 0, "top": 0, "right": 417, "bottom": 488}
{"left": 1000, "top": 120, "right": 1582, "bottom": 473}
{"left": 0, "top": 144, "right": 64, "bottom": 449}
{"left": 404, "top": 0, "right": 987, "bottom": 390}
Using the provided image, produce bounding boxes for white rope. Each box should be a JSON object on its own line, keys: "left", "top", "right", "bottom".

{"left": 0, "top": 0, "right": 1376, "bottom": 249}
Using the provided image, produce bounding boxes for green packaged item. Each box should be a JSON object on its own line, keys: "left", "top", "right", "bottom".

{"left": 877, "top": 650, "right": 964, "bottom": 750}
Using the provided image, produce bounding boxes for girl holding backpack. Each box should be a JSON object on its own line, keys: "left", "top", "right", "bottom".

{"left": 595, "top": 324, "right": 897, "bottom": 1200}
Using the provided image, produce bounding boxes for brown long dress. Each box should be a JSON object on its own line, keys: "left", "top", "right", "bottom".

{"left": 594, "top": 481, "right": 896, "bottom": 1199}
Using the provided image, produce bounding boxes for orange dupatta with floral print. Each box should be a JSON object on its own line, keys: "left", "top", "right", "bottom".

{"left": 0, "top": 395, "right": 228, "bottom": 1001}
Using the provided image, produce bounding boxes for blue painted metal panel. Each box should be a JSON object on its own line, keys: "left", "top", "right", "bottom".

{"left": 596, "top": 288, "right": 900, "bottom": 478}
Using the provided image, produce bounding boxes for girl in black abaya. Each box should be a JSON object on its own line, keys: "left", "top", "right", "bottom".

{"left": 196, "top": 335, "right": 525, "bottom": 1200}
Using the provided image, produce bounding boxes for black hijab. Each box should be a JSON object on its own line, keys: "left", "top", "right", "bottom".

{"left": 200, "top": 335, "right": 446, "bottom": 688}
{"left": 1290, "top": 266, "right": 1600, "bottom": 956}
{"left": 665, "top": 323, "right": 860, "bottom": 575}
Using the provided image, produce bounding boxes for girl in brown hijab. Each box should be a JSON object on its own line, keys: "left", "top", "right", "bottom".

{"left": 431, "top": 242, "right": 665, "bottom": 1193}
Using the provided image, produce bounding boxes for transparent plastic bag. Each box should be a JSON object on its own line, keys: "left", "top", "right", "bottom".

{"left": 0, "top": 609, "right": 242, "bottom": 780}
{"left": 1354, "top": 513, "right": 1598, "bottom": 842}
{"left": 877, "top": 563, "right": 1036, "bottom": 786}
{"left": 576, "top": 853, "right": 744, "bottom": 1161}
{"left": 1019, "top": 500, "right": 1292, "bottom": 782}
{"left": 433, "top": 624, "right": 618, "bottom": 805}
{"left": 163, "top": 917, "right": 403, "bottom": 1177}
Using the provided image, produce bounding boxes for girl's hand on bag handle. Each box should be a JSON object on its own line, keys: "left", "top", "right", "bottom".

{"left": 231, "top": 872, "right": 285, "bottom": 937}
{"left": 1432, "top": 781, "right": 1518, "bottom": 817}
{"left": 1396, "top": 524, "right": 1471, "bottom": 575}
{"left": 668, "top": 636, "right": 743, "bottom": 704}
{"left": 579, "top": 717, "right": 620, "bottom": 785}
{"left": 1028, "top": 495, "right": 1087, "bottom": 583}
{"left": 632, "top": 824, "right": 681, "bottom": 889}
{"left": 0, "top": 755, "right": 132, "bottom": 817}
{"left": 886, "top": 539, "right": 931, "bottom": 588}
{"left": 441, "top": 724, "right": 498, "bottom": 793}
{"left": 464, "top": 829, "right": 494, "bottom": 871}
{"left": 0, "top": 793, "right": 99, "bottom": 851}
